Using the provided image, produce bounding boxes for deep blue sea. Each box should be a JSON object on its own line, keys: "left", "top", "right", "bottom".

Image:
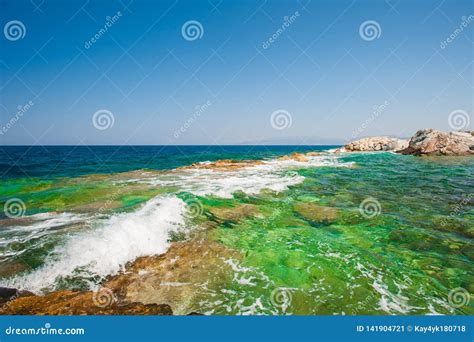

{"left": 0, "top": 145, "right": 338, "bottom": 179}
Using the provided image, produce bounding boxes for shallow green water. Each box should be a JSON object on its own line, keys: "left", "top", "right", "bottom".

{"left": 1, "top": 151, "right": 473, "bottom": 315}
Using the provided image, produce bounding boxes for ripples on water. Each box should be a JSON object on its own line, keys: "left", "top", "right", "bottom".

{"left": 0, "top": 146, "right": 472, "bottom": 315}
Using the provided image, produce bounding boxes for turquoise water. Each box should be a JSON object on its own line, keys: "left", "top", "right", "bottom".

{"left": 0, "top": 146, "right": 472, "bottom": 315}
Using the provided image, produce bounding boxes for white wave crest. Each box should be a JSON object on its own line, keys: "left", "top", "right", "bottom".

{"left": 5, "top": 196, "right": 187, "bottom": 292}
{"left": 126, "top": 155, "right": 353, "bottom": 199}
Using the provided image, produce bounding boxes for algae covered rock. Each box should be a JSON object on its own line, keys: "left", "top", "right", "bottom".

{"left": 294, "top": 203, "right": 340, "bottom": 224}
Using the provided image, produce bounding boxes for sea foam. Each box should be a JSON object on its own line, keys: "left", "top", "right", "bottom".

{"left": 6, "top": 196, "right": 187, "bottom": 293}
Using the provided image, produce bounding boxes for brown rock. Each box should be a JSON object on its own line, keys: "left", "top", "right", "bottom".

{"left": 399, "top": 129, "right": 474, "bottom": 156}
{"left": 278, "top": 153, "right": 309, "bottom": 162}
{"left": 105, "top": 240, "right": 240, "bottom": 315}
{"left": 208, "top": 204, "right": 258, "bottom": 223}
{"left": 0, "top": 290, "right": 172, "bottom": 315}
{"left": 294, "top": 203, "right": 340, "bottom": 224}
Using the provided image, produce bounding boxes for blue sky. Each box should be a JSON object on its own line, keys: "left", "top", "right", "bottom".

{"left": 0, "top": 0, "right": 472, "bottom": 145}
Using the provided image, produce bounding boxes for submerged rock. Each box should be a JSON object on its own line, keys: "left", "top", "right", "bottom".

{"left": 105, "top": 240, "right": 239, "bottom": 315}
{"left": 293, "top": 203, "right": 340, "bottom": 224}
{"left": 208, "top": 204, "right": 259, "bottom": 223}
{"left": 177, "top": 159, "right": 264, "bottom": 171}
{"left": 399, "top": 129, "right": 474, "bottom": 156}
{"left": 278, "top": 153, "right": 308, "bottom": 162}
{"left": 0, "top": 290, "right": 172, "bottom": 315}
{"left": 0, "top": 240, "right": 239, "bottom": 315}
{"left": 343, "top": 137, "right": 408, "bottom": 152}
{"left": 0, "top": 287, "right": 34, "bottom": 306}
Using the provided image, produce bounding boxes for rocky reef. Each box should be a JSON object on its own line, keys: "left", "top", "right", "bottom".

{"left": 399, "top": 129, "right": 474, "bottom": 156}
{"left": 0, "top": 287, "right": 173, "bottom": 315}
{"left": 342, "top": 137, "right": 408, "bottom": 152}
{"left": 342, "top": 129, "right": 474, "bottom": 156}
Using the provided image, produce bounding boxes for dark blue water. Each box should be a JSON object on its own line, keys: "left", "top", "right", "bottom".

{"left": 0, "top": 145, "right": 338, "bottom": 179}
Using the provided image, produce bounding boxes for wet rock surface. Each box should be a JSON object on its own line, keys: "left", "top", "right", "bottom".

{"left": 104, "top": 240, "right": 240, "bottom": 315}
{"left": 293, "top": 203, "right": 340, "bottom": 224}
{"left": 0, "top": 289, "right": 173, "bottom": 315}
{"left": 399, "top": 129, "right": 474, "bottom": 156}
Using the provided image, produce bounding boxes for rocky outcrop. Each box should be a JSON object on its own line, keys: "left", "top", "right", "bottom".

{"left": 104, "top": 240, "right": 239, "bottom": 315}
{"left": 343, "top": 137, "right": 408, "bottom": 152}
{"left": 0, "top": 240, "right": 241, "bottom": 315}
{"left": 399, "top": 129, "right": 474, "bottom": 156}
{"left": 0, "top": 289, "right": 173, "bottom": 315}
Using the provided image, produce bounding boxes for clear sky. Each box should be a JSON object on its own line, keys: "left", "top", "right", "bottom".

{"left": 0, "top": 0, "right": 472, "bottom": 145}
